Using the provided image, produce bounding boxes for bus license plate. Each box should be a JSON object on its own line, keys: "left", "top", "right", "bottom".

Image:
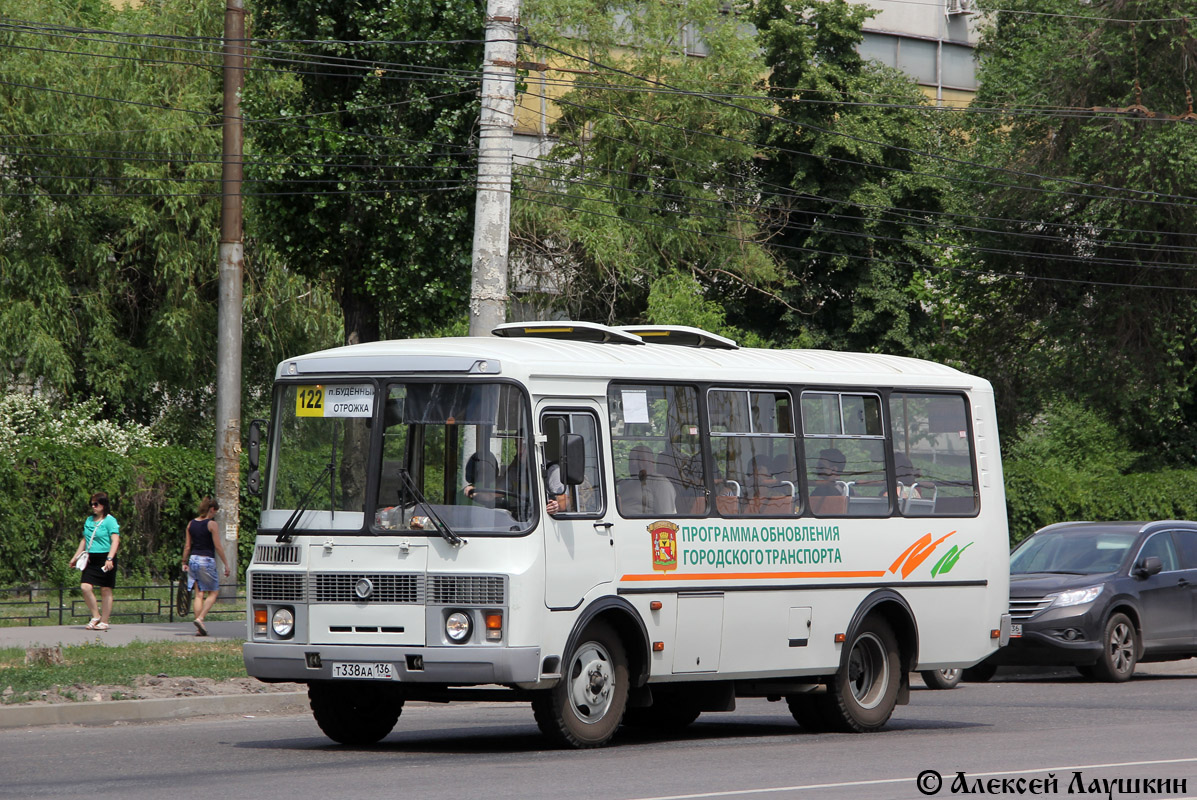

{"left": 332, "top": 662, "right": 395, "bottom": 680}
{"left": 1010, "top": 624, "right": 1022, "bottom": 638}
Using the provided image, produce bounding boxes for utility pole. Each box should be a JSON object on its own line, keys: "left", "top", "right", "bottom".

{"left": 215, "top": 0, "right": 245, "bottom": 599}
{"left": 468, "top": 0, "right": 519, "bottom": 337}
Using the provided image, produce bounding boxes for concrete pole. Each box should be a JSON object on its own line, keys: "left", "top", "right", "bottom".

{"left": 215, "top": 0, "right": 245, "bottom": 599}
{"left": 468, "top": 0, "right": 519, "bottom": 337}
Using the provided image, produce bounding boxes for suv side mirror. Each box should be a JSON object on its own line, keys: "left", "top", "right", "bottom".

{"left": 1134, "top": 555, "right": 1162, "bottom": 578}
{"left": 559, "top": 433, "right": 586, "bottom": 486}
{"left": 247, "top": 419, "right": 267, "bottom": 496}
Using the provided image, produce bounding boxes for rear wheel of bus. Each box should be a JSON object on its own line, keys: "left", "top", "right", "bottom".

{"left": 823, "top": 614, "right": 901, "bottom": 732}
{"left": 532, "top": 621, "right": 629, "bottom": 748}
{"left": 308, "top": 682, "right": 404, "bottom": 745}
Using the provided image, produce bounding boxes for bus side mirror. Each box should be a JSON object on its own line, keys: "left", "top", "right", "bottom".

{"left": 559, "top": 434, "right": 586, "bottom": 486}
{"left": 247, "top": 419, "right": 267, "bottom": 496}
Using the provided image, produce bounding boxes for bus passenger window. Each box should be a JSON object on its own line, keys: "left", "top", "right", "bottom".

{"left": 890, "top": 393, "right": 977, "bottom": 516}
{"left": 708, "top": 388, "right": 799, "bottom": 517}
{"left": 608, "top": 384, "right": 705, "bottom": 517}
{"left": 801, "top": 392, "right": 889, "bottom": 517}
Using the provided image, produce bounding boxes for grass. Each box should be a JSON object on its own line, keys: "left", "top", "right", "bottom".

{"left": 0, "top": 639, "right": 247, "bottom": 704}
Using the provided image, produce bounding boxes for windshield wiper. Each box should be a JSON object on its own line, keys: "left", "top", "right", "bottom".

{"left": 276, "top": 460, "right": 335, "bottom": 543}
{"left": 395, "top": 467, "right": 465, "bottom": 548}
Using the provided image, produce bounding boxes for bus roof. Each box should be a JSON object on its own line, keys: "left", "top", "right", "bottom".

{"left": 277, "top": 330, "right": 988, "bottom": 392}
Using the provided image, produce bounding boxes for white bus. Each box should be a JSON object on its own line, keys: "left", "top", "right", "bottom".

{"left": 243, "top": 321, "right": 1011, "bottom": 748}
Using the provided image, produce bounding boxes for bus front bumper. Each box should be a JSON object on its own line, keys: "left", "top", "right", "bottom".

{"left": 243, "top": 642, "right": 543, "bottom": 685}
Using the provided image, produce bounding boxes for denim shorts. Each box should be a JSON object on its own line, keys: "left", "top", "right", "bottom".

{"left": 187, "top": 555, "right": 219, "bottom": 592}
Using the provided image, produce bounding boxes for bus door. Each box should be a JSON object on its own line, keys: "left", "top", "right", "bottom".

{"left": 539, "top": 405, "right": 614, "bottom": 609}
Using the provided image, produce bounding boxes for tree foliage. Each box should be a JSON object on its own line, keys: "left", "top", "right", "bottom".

{"left": 513, "top": 0, "right": 777, "bottom": 325}
{"left": 959, "top": 0, "right": 1197, "bottom": 458}
{"left": 243, "top": 0, "right": 485, "bottom": 345}
{"left": 748, "top": 0, "right": 960, "bottom": 356}
{"left": 0, "top": 0, "right": 339, "bottom": 445}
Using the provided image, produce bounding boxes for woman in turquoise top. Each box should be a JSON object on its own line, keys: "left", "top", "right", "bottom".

{"left": 69, "top": 492, "right": 120, "bottom": 631}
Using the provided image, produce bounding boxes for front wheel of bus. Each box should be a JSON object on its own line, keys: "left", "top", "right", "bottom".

{"left": 533, "top": 621, "right": 629, "bottom": 748}
{"left": 824, "top": 614, "right": 901, "bottom": 733}
{"left": 309, "top": 682, "right": 404, "bottom": 745}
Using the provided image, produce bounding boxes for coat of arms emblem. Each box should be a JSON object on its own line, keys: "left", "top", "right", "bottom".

{"left": 648, "top": 520, "right": 679, "bottom": 572}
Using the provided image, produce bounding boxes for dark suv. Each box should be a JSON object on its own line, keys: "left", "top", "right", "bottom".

{"left": 968, "top": 521, "right": 1197, "bottom": 682}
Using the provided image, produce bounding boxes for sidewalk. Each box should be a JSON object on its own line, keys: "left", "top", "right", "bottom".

{"left": 0, "top": 619, "right": 307, "bottom": 730}
{"left": 0, "top": 618, "right": 246, "bottom": 648}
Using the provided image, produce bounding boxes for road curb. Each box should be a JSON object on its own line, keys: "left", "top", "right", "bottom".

{"left": 0, "top": 691, "right": 308, "bottom": 729}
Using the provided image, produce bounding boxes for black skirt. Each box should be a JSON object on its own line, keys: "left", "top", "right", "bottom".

{"left": 80, "top": 553, "right": 116, "bottom": 588}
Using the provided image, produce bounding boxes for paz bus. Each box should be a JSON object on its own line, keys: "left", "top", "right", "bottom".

{"left": 242, "top": 321, "right": 1011, "bottom": 748}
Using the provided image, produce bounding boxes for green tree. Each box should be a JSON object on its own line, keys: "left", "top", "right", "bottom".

{"left": 513, "top": 0, "right": 778, "bottom": 326}
{"left": 958, "top": 0, "right": 1197, "bottom": 458}
{"left": 0, "top": 0, "right": 338, "bottom": 445}
{"left": 243, "top": 0, "right": 485, "bottom": 345}
{"left": 748, "top": 0, "right": 959, "bottom": 356}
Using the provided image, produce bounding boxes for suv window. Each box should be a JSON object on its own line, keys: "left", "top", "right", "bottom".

{"left": 1139, "top": 532, "right": 1179, "bottom": 572}
{"left": 1173, "top": 530, "right": 1197, "bottom": 570}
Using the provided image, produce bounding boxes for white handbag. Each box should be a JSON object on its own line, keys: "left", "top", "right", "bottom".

{"left": 76, "top": 523, "right": 97, "bottom": 570}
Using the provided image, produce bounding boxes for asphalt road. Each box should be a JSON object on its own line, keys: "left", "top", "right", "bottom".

{"left": 3, "top": 666, "right": 1196, "bottom": 800}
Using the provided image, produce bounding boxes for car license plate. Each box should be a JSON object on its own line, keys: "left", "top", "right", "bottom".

{"left": 1010, "top": 623, "right": 1022, "bottom": 638}
{"left": 332, "top": 661, "right": 395, "bottom": 680}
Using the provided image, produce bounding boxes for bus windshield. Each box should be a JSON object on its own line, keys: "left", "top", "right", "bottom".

{"left": 262, "top": 380, "right": 535, "bottom": 536}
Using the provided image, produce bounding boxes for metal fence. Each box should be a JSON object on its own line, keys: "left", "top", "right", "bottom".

{"left": 0, "top": 583, "right": 245, "bottom": 627}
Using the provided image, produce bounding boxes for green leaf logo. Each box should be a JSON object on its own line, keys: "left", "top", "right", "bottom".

{"left": 931, "top": 542, "right": 973, "bottom": 577}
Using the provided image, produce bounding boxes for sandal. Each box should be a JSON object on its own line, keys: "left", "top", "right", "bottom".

{"left": 95, "top": 622, "right": 109, "bottom": 631}
{"left": 194, "top": 620, "right": 208, "bottom": 636}
{"left": 84, "top": 618, "right": 100, "bottom": 630}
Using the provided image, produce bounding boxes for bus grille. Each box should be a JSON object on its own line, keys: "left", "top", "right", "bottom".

{"left": 254, "top": 544, "right": 301, "bottom": 565}
{"left": 427, "top": 575, "right": 506, "bottom": 605}
{"left": 1009, "top": 596, "right": 1054, "bottom": 621}
{"left": 251, "top": 572, "right": 307, "bottom": 602}
{"left": 311, "top": 573, "right": 423, "bottom": 604}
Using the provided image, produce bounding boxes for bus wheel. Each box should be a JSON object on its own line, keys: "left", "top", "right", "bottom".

{"left": 824, "top": 614, "right": 901, "bottom": 733}
{"left": 920, "top": 668, "right": 962, "bottom": 690}
{"left": 308, "top": 682, "right": 403, "bottom": 745}
{"left": 786, "top": 692, "right": 836, "bottom": 732}
{"left": 533, "top": 621, "right": 629, "bottom": 748}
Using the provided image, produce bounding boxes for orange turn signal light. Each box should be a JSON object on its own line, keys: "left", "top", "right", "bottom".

{"left": 486, "top": 613, "right": 503, "bottom": 630}
{"left": 834, "top": 633, "right": 846, "bottom": 643}
{"left": 991, "top": 629, "right": 1001, "bottom": 639}
{"left": 649, "top": 601, "right": 663, "bottom": 611}
{"left": 653, "top": 641, "right": 665, "bottom": 652}
{"left": 255, "top": 608, "right": 268, "bottom": 624}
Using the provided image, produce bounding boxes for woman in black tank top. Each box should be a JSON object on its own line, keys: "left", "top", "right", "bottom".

{"left": 181, "top": 497, "right": 230, "bottom": 635}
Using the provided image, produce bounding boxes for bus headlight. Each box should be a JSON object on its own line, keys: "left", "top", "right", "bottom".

{"left": 446, "top": 612, "right": 471, "bottom": 642}
{"left": 272, "top": 607, "right": 295, "bottom": 638}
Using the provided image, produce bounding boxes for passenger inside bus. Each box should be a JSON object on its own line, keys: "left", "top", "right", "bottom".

{"left": 808, "top": 447, "right": 847, "bottom": 515}
{"left": 616, "top": 445, "right": 677, "bottom": 516}
{"left": 465, "top": 440, "right": 561, "bottom": 519}
{"left": 746, "top": 456, "right": 795, "bottom": 515}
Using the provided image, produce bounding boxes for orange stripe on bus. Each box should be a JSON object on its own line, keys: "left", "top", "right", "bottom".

{"left": 620, "top": 570, "right": 888, "bottom": 582}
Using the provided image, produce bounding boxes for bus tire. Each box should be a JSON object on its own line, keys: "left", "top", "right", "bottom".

{"left": 308, "top": 682, "right": 403, "bottom": 745}
{"left": 532, "top": 621, "right": 628, "bottom": 748}
{"left": 786, "top": 692, "right": 836, "bottom": 732}
{"left": 920, "top": 668, "right": 962, "bottom": 690}
{"left": 824, "top": 614, "right": 901, "bottom": 733}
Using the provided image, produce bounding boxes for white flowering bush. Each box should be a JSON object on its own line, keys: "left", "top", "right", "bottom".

{"left": 0, "top": 393, "right": 163, "bottom": 459}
